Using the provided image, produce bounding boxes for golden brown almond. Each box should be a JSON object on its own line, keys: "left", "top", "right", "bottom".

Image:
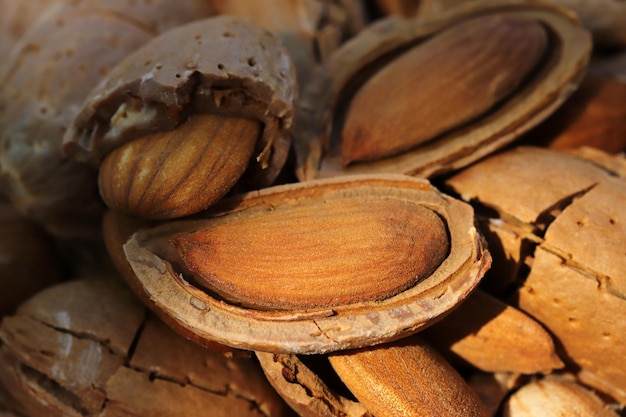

{"left": 165, "top": 196, "right": 449, "bottom": 310}
{"left": 503, "top": 378, "right": 619, "bottom": 417}
{"left": 328, "top": 337, "right": 489, "bottom": 417}
{"left": 99, "top": 114, "right": 260, "bottom": 219}
{"left": 424, "top": 289, "right": 564, "bottom": 374}
{"left": 122, "top": 174, "right": 490, "bottom": 354}
{"left": 341, "top": 14, "right": 547, "bottom": 164}
{"left": 294, "top": 2, "right": 591, "bottom": 181}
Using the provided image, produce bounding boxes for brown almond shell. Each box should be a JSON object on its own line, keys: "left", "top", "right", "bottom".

{"left": 294, "top": 0, "right": 592, "bottom": 181}
{"left": 62, "top": 15, "right": 297, "bottom": 188}
{"left": 0, "top": 277, "right": 293, "bottom": 417}
{"left": 122, "top": 174, "right": 491, "bottom": 354}
{"left": 445, "top": 146, "right": 626, "bottom": 404}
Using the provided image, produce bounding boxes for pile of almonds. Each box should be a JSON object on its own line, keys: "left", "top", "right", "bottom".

{"left": 1, "top": 1, "right": 625, "bottom": 416}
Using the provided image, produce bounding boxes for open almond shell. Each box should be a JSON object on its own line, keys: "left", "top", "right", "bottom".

{"left": 122, "top": 174, "right": 490, "bottom": 354}
{"left": 294, "top": 0, "right": 592, "bottom": 181}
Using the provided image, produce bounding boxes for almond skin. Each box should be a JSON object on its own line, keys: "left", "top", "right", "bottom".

{"left": 98, "top": 113, "right": 260, "bottom": 219}
{"left": 328, "top": 338, "right": 489, "bottom": 417}
{"left": 164, "top": 195, "right": 450, "bottom": 310}
{"left": 341, "top": 14, "right": 548, "bottom": 164}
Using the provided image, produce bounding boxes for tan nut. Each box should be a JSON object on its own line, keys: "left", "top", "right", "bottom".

{"left": 295, "top": 0, "right": 591, "bottom": 180}
{"left": 341, "top": 13, "right": 547, "bottom": 164}
{"left": 118, "top": 174, "right": 490, "bottom": 354}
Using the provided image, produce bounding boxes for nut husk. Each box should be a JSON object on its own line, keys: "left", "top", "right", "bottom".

{"left": 294, "top": 0, "right": 591, "bottom": 181}
{"left": 0, "top": 277, "right": 293, "bottom": 417}
{"left": 121, "top": 174, "right": 490, "bottom": 354}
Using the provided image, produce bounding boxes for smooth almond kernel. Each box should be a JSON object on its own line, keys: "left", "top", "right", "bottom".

{"left": 160, "top": 197, "right": 450, "bottom": 310}
{"left": 341, "top": 14, "right": 548, "bottom": 165}
{"left": 98, "top": 113, "right": 261, "bottom": 219}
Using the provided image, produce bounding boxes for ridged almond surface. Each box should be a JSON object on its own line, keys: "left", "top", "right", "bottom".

{"left": 123, "top": 174, "right": 489, "bottom": 353}
{"left": 99, "top": 114, "right": 260, "bottom": 219}
{"left": 328, "top": 338, "right": 488, "bottom": 417}
{"left": 341, "top": 14, "right": 547, "bottom": 164}
{"left": 161, "top": 194, "right": 449, "bottom": 310}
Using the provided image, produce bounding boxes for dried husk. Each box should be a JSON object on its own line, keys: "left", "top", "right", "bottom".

{"left": 0, "top": 277, "right": 293, "bottom": 417}
{"left": 444, "top": 146, "right": 626, "bottom": 404}
{"left": 294, "top": 0, "right": 591, "bottom": 181}
{"left": 121, "top": 174, "right": 490, "bottom": 354}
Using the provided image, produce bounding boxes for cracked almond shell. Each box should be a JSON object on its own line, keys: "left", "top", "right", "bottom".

{"left": 121, "top": 174, "right": 491, "bottom": 354}
{"left": 294, "top": 0, "right": 592, "bottom": 180}
{"left": 0, "top": 277, "right": 293, "bottom": 417}
{"left": 62, "top": 15, "right": 297, "bottom": 190}
{"left": 445, "top": 146, "right": 626, "bottom": 404}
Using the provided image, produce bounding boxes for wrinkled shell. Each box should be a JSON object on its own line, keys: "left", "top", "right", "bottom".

{"left": 63, "top": 15, "right": 297, "bottom": 190}
{"left": 294, "top": 0, "right": 591, "bottom": 181}
{"left": 445, "top": 146, "right": 626, "bottom": 404}
{"left": 122, "top": 174, "right": 490, "bottom": 354}
{"left": 0, "top": 277, "right": 293, "bottom": 417}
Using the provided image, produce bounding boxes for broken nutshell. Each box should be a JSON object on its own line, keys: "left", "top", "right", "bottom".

{"left": 0, "top": 276, "right": 294, "bottom": 417}
{"left": 294, "top": 0, "right": 591, "bottom": 180}
{"left": 444, "top": 146, "right": 626, "bottom": 405}
{"left": 111, "top": 174, "right": 490, "bottom": 354}
{"left": 257, "top": 336, "right": 489, "bottom": 417}
{"left": 63, "top": 15, "right": 297, "bottom": 220}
